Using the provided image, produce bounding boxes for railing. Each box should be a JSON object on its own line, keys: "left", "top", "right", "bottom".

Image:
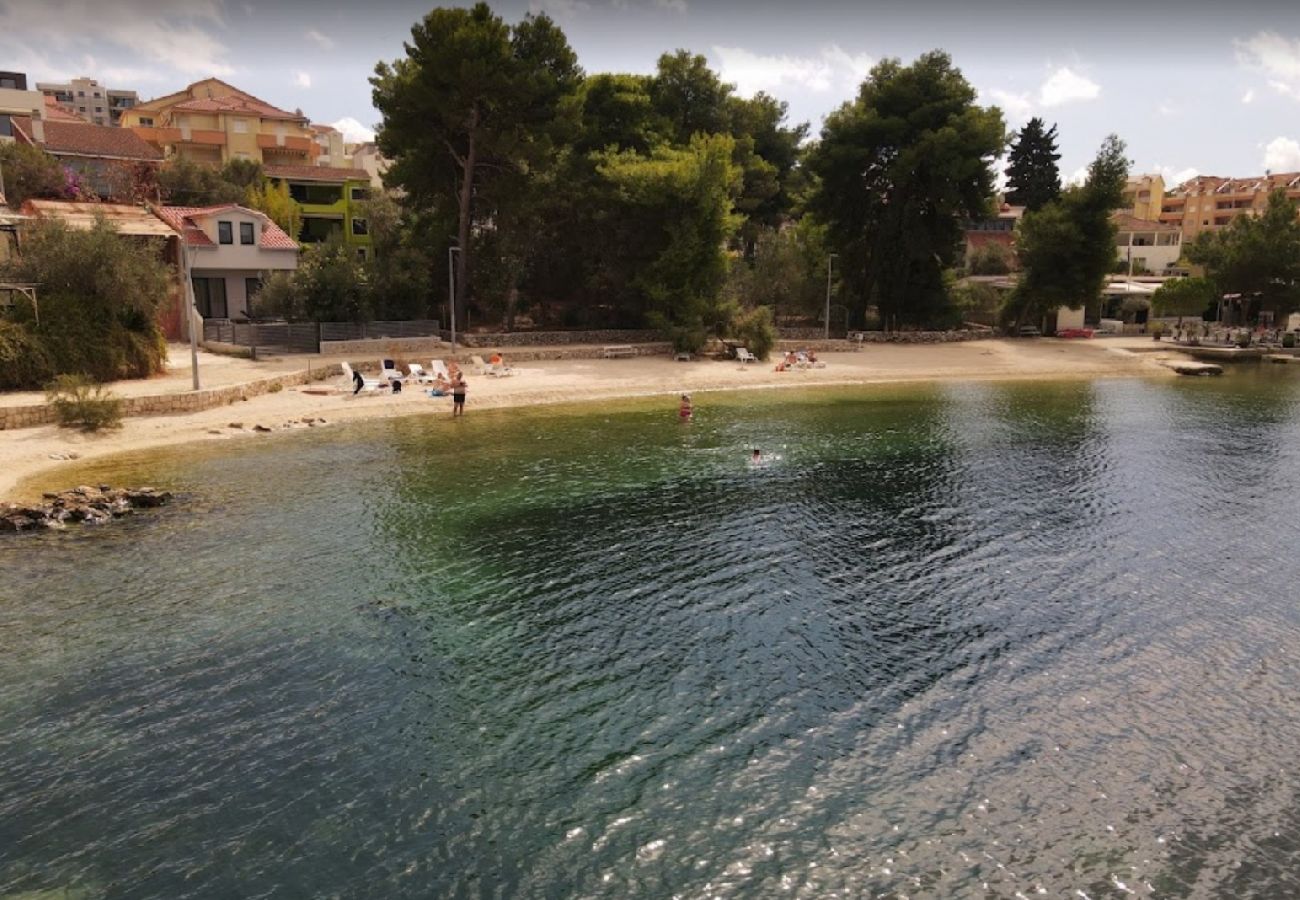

{"left": 319, "top": 320, "right": 441, "bottom": 341}
{"left": 202, "top": 319, "right": 442, "bottom": 353}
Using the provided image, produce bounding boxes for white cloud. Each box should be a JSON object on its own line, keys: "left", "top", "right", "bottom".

{"left": 1236, "top": 31, "right": 1300, "bottom": 98}
{"left": 1243, "top": 88, "right": 1256, "bottom": 104}
{"left": 1263, "top": 136, "right": 1300, "bottom": 171}
{"left": 712, "top": 44, "right": 872, "bottom": 96}
{"left": 985, "top": 88, "right": 1032, "bottom": 121}
{"left": 332, "top": 117, "right": 376, "bottom": 144}
{"left": 294, "top": 71, "right": 312, "bottom": 89}
{"left": 1156, "top": 164, "right": 1199, "bottom": 186}
{"left": 1064, "top": 166, "right": 1089, "bottom": 187}
{"left": 304, "top": 28, "right": 335, "bottom": 50}
{"left": 529, "top": 0, "right": 592, "bottom": 16}
{"left": 1038, "top": 66, "right": 1100, "bottom": 107}
{"left": 0, "top": 0, "right": 233, "bottom": 79}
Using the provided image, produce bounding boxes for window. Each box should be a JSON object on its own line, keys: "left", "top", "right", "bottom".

{"left": 235, "top": 151, "right": 251, "bottom": 160}
{"left": 233, "top": 118, "right": 247, "bottom": 134}
{"left": 0, "top": 115, "right": 11, "bottom": 138}
{"left": 351, "top": 218, "right": 368, "bottom": 236}
{"left": 94, "top": 106, "right": 103, "bottom": 113}
{"left": 218, "top": 221, "right": 233, "bottom": 245}
{"left": 356, "top": 248, "right": 369, "bottom": 262}
{"left": 191, "top": 277, "right": 228, "bottom": 318}
{"left": 350, "top": 186, "right": 371, "bottom": 201}
{"left": 78, "top": 106, "right": 86, "bottom": 112}
{"left": 93, "top": 91, "right": 101, "bottom": 98}
{"left": 0, "top": 77, "right": 16, "bottom": 89}
{"left": 245, "top": 278, "right": 263, "bottom": 308}
{"left": 240, "top": 222, "right": 255, "bottom": 245}
{"left": 139, "top": 116, "right": 154, "bottom": 127}
{"left": 77, "top": 90, "right": 85, "bottom": 97}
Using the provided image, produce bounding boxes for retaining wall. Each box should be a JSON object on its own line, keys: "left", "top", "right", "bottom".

{"left": 456, "top": 329, "right": 662, "bottom": 348}
{"left": 0, "top": 365, "right": 341, "bottom": 431}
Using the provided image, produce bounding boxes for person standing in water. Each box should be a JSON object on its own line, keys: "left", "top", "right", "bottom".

{"left": 679, "top": 393, "right": 693, "bottom": 422}
{"left": 452, "top": 372, "right": 467, "bottom": 416}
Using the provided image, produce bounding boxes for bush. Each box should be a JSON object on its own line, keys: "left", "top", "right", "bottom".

{"left": 45, "top": 374, "right": 123, "bottom": 431}
{"left": 0, "top": 322, "right": 54, "bottom": 390}
{"left": 732, "top": 305, "right": 776, "bottom": 360}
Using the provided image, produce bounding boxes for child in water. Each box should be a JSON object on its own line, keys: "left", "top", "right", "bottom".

{"left": 679, "top": 393, "right": 693, "bottom": 422}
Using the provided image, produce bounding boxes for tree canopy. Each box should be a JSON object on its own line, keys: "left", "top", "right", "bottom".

{"left": 1151, "top": 276, "right": 1216, "bottom": 321}
{"left": 806, "top": 51, "right": 1005, "bottom": 328}
{"left": 1004, "top": 118, "right": 1061, "bottom": 211}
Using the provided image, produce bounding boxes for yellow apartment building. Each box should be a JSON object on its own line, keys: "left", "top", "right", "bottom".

{"left": 1121, "top": 174, "right": 1165, "bottom": 221}
{"left": 1158, "top": 172, "right": 1300, "bottom": 239}
{"left": 121, "top": 78, "right": 317, "bottom": 167}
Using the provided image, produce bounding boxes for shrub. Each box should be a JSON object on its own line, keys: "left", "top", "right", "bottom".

{"left": 732, "top": 305, "right": 776, "bottom": 360}
{"left": 0, "top": 322, "right": 53, "bottom": 390}
{"left": 45, "top": 374, "right": 123, "bottom": 431}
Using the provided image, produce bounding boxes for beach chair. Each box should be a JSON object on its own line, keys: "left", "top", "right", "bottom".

{"left": 735, "top": 347, "right": 758, "bottom": 364}
{"left": 429, "top": 360, "right": 452, "bottom": 382}
{"left": 380, "top": 358, "right": 405, "bottom": 383}
{"left": 407, "top": 363, "right": 437, "bottom": 384}
{"left": 471, "top": 355, "right": 493, "bottom": 375}
{"left": 341, "top": 362, "right": 384, "bottom": 395}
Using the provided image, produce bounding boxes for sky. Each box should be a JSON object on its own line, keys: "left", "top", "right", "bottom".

{"left": 7, "top": 0, "right": 1300, "bottom": 187}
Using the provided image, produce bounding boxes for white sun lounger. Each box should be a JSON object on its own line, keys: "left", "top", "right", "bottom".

{"left": 407, "top": 363, "right": 437, "bottom": 384}
{"left": 341, "top": 361, "right": 385, "bottom": 394}
{"left": 735, "top": 347, "right": 759, "bottom": 364}
{"left": 429, "top": 359, "right": 452, "bottom": 381}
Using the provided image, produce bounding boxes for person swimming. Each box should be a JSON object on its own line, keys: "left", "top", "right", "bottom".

{"left": 679, "top": 393, "right": 693, "bottom": 421}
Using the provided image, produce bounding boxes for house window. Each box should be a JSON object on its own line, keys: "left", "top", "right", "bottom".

{"left": 78, "top": 106, "right": 86, "bottom": 112}
{"left": 218, "top": 221, "right": 233, "bottom": 245}
{"left": 233, "top": 118, "right": 248, "bottom": 134}
{"left": 77, "top": 90, "right": 85, "bottom": 97}
{"left": 351, "top": 218, "right": 368, "bottom": 236}
{"left": 245, "top": 277, "right": 263, "bottom": 309}
{"left": 192, "top": 277, "right": 228, "bottom": 318}
{"left": 94, "top": 106, "right": 103, "bottom": 113}
{"left": 356, "top": 248, "right": 369, "bottom": 262}
{"left": 139, "top": 116, "right": 154, "bottom": 127}
{"left": 0, "top": 116, "right": 11, "bottom": 138}
{"left": 240, "top": 222, "right": 255, "bottom": 245}
{"left": 350, "top": 186, "right": 371, "bottom": 201}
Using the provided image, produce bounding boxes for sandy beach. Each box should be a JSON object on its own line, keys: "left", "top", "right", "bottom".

{"left": 0, "top": 338, "right": 1169, "bottom": 501}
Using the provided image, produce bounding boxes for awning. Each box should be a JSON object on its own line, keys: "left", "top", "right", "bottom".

{"left": 20, "top": 200, "right": 176, "bottom": 238}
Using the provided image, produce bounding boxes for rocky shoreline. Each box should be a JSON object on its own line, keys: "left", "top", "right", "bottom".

{"left": 1, "top": 485, "right": 173, "bottom": 532}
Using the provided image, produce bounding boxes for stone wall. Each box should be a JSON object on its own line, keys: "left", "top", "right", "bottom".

{"left": 0, "top": 365, "right": 341, "bottom": 431}
{"left": 457, "top": 329, "right": 663, "bottom": 348}
{"left": 321, "top": 337, "right": 451, "bottom": 357}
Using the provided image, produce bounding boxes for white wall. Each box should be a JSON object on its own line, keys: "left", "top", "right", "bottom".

{"left": 190, "top": 209, "right": 298, "bottom": 272}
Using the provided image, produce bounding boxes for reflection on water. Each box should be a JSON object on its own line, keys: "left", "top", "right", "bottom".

{"left": 5, "top": 371, "right": 1300, "bottom": 897}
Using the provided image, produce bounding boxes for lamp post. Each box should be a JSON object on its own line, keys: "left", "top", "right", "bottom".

{"left": 447, "top": 245, "right": 460, "bottom": 350}
{"left": 181, "top": 240, "right": 200, "bottom": 391}
{"left": 825, "top": 253, "right": 838, "bottom": 340}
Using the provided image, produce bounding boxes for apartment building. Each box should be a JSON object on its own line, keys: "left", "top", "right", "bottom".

{"left": 122, "top": 78, "right": 317, "bottom": 167}
{"left": 37, "top": 77, "right": 138, "bottom": 127}
{"left": 1121, "top": 174, "right": 1165, "bottom": 221}
{"left": 265, "top": 164, "right": 374, "bottom": 258}
{"left": 1158, "top": 172, "right": 1300, "bottom": 239}
{"left": 1114, "top": 214, "right": 1182, "bottom": 274}
{"left": 0, "top": 71, "right": 43, "bottom": 142}
{"left": 10, "top": 113, "right": 162, "bottom": 199}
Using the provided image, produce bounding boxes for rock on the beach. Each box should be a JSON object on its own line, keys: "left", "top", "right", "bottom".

{"left": 0, "top": 485, "right": 174, "bottom": 533}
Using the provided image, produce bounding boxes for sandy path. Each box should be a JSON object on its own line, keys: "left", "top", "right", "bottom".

{"left": 0, "top": 339, "right": 1165, "bottom": 501}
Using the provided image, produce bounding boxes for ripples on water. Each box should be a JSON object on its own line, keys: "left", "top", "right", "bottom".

{"left": 5, "top": 372, "right": 1300, "bottom": 898}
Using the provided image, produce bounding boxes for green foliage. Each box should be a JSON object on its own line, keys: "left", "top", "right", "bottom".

{"left": 158, "top": 156, "right": 246, "bottom": 206}
{"left": 599, "top": 134, "right": 742, "bottom": 344}
{"left": 295, "top": 234, "right": 371, "bottom": 322}
{"left": 807, "top": 51, "right": 1005, "bottom": 329}
{"left": 1185, "top": 189, "right": 1300, "bottom": 317}
{"left": 651, "top": 50, "right": 732, "bottom": 143}
{"left": 220, "top": 159, "right": 264, "bottom": 191}
{"left": 252, "top": 270, "right": 302, "bottom": 320}
{"left": 45, "top": 374, "right": 123, "bottom": 431}
{"left": 0, "top": 320, "right": 53, "bottom": 390}
{"left": 967, "top": 242, "right": 1014, "bottom": 275}
{"left": 732, "top": 304, "right": 776, "bottom": 360}
{"left": 951, "top": 280, "right": 1003, "bottom": 325}
{"left": 725, "top": 222, "right": 831, "bottom": 319}
{"left": 0, "top": 142, "right": 67, "bottom": 206}
{"left": 1, "top": 218, "right": 169, "bottom": 384}
{"left": 1009, "top": 134, "right": 1129, "bottom": 327}
{"left": 245, "top": 179, "right": 301, "bottom": 239}
{"left": 1004, "top": 118, "right": 1061, "bottom": 211}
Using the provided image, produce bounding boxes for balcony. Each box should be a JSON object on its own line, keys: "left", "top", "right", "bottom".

{"left": 130, "top": 125, "right": 182, "bottom": 147}
{"left": 257, "top": 133, "right": 313, "bottom": 154}
{"left": 178, "top": 129, "right": 226, "bottom": 147}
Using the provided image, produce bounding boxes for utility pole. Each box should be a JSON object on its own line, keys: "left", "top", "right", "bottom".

{"left": 181, "top": 241, "right": 201, "bottom": 390}
{"left": 448, "top": 245, "right": 460, "bottom": 350}
{"left": 825, "top": 253, "right": 837, "bottom": 340}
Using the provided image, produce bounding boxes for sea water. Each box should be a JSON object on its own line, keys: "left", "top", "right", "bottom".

{"left": 4, "top": 372, "right": 1300, "bottom": 898}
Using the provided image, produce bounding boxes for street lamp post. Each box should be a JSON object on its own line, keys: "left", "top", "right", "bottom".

{"left": 825, "top": 253, "right": 838, "bottom": 340}
{"left": 181, "top": 240, "right": 200, "bottom": 391}
{"left": 447, "top": 245, "right": 460, "bottom": 350}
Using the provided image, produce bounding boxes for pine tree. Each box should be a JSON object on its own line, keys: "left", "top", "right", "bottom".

{"left": 1004, "top": 117, "right": 1061, "bottom": 211}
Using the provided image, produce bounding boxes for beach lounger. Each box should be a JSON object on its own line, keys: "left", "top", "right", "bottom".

{"left": 380, "top": 358, "right": 405, "bottom": 383}
{"left": 471, "top": 355, "right": 491, "bottom": 375}
{"left": 407, "top": 363, "right": 437, "bottom": 384}
{"left": 735, "top": 347, "right": 758, "bottom": 364}
{"left": 341, "top": 362, "right": 384, "bottom": 395}
{"left": 429, "top": 360, "right": 452, "bottom": 382}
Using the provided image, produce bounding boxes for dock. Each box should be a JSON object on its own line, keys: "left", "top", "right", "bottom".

{"left": 1177, "top": 345, "right": 1265, "bottom": 362}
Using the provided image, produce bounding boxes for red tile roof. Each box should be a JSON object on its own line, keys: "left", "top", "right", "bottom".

{"left": 171, "top": 95, "right": 305, "bottom": 121}
{"left": 264, "top": 164, "right": 366, "bottom": 183}
{"left": 154, "top": 204, "right": 298, "bottom": 250}
{"left": 11, "top": 116, "right": 162, "bottom": 161}
{"left": 1112, "top": 212, "right": 1180, "bottom": 233}
{"left": 43, "top": 96, "right": 87, "bottom": 123}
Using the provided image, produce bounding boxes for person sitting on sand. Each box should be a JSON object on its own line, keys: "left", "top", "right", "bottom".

{"left": 489, "top": 352, "right": 504, "bottom": 367}
{"left": 679, "top": 393, "right": 693, "bottom": 421}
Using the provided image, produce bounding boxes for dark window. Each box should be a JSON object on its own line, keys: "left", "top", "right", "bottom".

{"left": 94, "top": 106, "right": 103, "bottom": 113}
{"left": 77, "top": 90, "right": 85, "bottom": 97}
{"left": 245, "top": 278, "right": 262, "bottom": 310}
{"left": 356, "top": 248, "right": 368, "bottom": 262}
{"left": 218, "top": 221, "right": 233, "bottom": 245}
{"left": 0, "top": 77, "right": 16, "bottom": 90}
{"left": 287, "top": 181, "right": 342, "bottom": 205}
{"left": 239, "top": 222, "right": 255, "bottom": 245}
{"left": 298, "top": 217, "right": 342, "bottom": 243}
{"left": 0, "top": 115, "right": 11, "bottom": 138}
{"left": 139, "top": 116, "right": 154, "bottom": 127}
{"left": 351, "top": 218, "right": 368, "bottom": 236}
{"left": 191, "top": 277, "right": 228, "bottom": 318}
{"left": 78, "top": 106, "right": 86, "bottom": 112}
{"left": 350, "top": 186, "right": 371, "bottom": 201}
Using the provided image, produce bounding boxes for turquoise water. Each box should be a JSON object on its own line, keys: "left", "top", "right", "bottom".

{"left": 5, "top": 372, "right": 1300, "bottom": 897}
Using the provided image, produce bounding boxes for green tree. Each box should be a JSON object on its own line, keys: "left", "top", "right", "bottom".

{"left": 1154, "top": 279, "right": 1211, "bottom": 329}
{"left": 0, "top": 142, "right": 67, "bottom": 206}
{"left": 1004, "top": 117, "right": 1061, "bottom": 211}
{"left": 598, "top": 134, "right": 742, "bottom": 351}
{"left": 575, "top": 73, "right": 665, "bottom": 155}
{"left": 807, "top": 51, "right": 1005, "bottom": 328}
{"left": 1, "top": 217, "right": 169, "bottom": 384}
{"left": 1009, "top": 134, "right": 1129, "bottom": 328}
{"left": 295, "top": 233, "right": 371, "bottom": 322}
{"left": 650, "top": 50, "right": 732, "bottom": 144}
{"left": 967, "top": 241, "right": 1014, "bottom": 275}
{"left": 1185, "top": 189, "right": 1300, "bottom": 319}
{"left": 726, "top": 222, "right": 831, "bottom": 320}
{"left": 220, "top": 158, "right": 264, "bottom": 193}
{"left": 158, "top": 156, "right": 245, "bottom": 206}
{"left": 245, "top": 179, "right": 301, "bottom": 239}
{"left": 372, "top": 4, "right": 581, "bottom": 333}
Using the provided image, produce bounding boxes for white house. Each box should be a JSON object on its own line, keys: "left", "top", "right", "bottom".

{"left": 153, "top": 204, "right": 298, "bottom": 319}
{"left": 1114, "top": 213, "right": 1183, "bottom": 274}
